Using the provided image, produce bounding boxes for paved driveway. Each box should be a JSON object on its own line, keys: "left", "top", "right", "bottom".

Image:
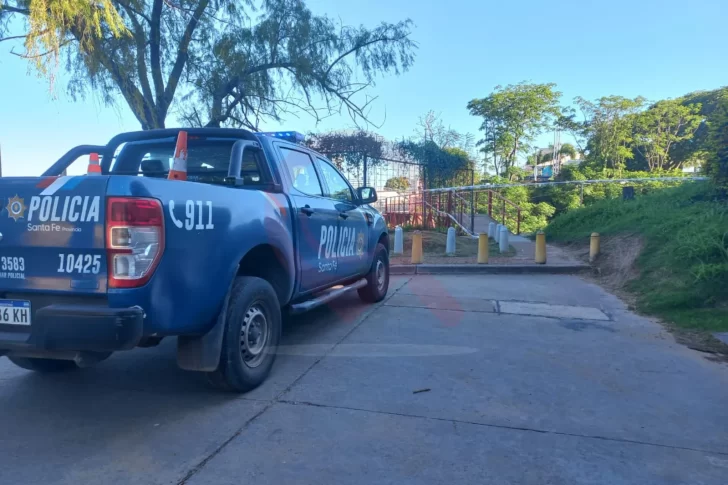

{"left": 1, "top": 275, "right": 727, "bottom": 484}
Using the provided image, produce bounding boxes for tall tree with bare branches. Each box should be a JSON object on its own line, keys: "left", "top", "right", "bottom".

{"left": 1, "top": 0, "right": 416, "bottom": 129}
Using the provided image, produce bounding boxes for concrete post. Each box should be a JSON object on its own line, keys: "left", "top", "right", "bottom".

{"left": 411, "top": 231, "right": 423, "bottom": 264}
{"left": 496, "top": 224, "right": 504, "bottom": 239}
{"left": 477, "top": 233, "right": 489, "bottom": 264}
{"left": 499, "top": 226, "right": 509, "bottom": 253}
{"left": 590, "top": 233, "right": 600, "bottom": 262}
{"left": 488, "top": 222, "right": 496, "bottom": 239}
{"left": 535, "top": 231, "right": 546, "bottom": 264}
{"left": 446, "top": 227, "right": 456, "bottom": 255}
{"left": 393, "top": 226, "right": 404, "bottom": 255}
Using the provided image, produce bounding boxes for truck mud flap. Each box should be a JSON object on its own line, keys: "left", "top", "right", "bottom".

{"left": 176, "top": 276, "right": 234, "bottom": 372}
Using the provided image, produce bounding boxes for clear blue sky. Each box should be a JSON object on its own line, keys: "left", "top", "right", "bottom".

{"left": 1, "top": 0, "right": 726, "bottom": 176}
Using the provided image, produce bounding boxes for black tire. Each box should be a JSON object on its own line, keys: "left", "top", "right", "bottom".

{"left": 206, "top": 276, "right": 282, "bottom": 393}
{"left": 358, "top": 242, "right": 390, "bottom": 303}
{"left": 8, "top": 356, "right": 78, "bottom": 372}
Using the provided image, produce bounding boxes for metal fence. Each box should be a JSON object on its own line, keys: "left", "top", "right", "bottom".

{"left": 379, "top": 177, "right": 706, "bottom": 236}
{"left": 320, "top": 151, "right": 475, "bottom": 193}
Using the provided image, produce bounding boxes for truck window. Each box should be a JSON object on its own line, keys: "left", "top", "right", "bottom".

{"left": 280, "top": 147, "right": 323, "bottom": 196}
{"left": 113, "top": 138, "right": 267, "bottom": 186}
{"left": 317, "top": 159, "right": 353, "bottom": 202}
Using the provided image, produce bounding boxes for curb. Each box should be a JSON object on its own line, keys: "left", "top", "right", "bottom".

{"left": 391, "top": 264, "right": 589, "bottom": 275}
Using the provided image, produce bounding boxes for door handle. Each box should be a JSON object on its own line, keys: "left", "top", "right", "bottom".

{"left": 338, "top": 212, "right": 349, "bottom": 220}
{"left": 300, "top": 206, "right": 314, "bottom": 216}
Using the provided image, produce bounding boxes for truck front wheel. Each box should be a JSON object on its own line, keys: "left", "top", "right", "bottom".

{"left": 358, "top": 242, "right": 390, "bottom": 303}
{"left": 207, "top": 276, "right": 282, "bottom": 393}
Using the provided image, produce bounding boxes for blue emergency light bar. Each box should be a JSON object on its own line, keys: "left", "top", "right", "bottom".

{"left": 256, "top": 131, "right": 305, "bottom": 144}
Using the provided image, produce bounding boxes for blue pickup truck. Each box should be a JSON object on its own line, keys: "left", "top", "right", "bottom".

{"left": 0, "top": 128, "right": 390, "bottom": 392}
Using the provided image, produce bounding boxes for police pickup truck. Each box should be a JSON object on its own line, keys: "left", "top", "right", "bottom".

{"left": 0, "top": 128, "right": 390, "bottom": 392}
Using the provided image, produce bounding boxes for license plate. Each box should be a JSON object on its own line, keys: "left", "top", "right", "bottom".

{"left": 0, "top": 300, "right": 31, "bottom": 326}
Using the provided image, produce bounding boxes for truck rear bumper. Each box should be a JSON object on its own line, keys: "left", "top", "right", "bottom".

{"left": 0, "top": 305, "right": 144, "bottom": 353}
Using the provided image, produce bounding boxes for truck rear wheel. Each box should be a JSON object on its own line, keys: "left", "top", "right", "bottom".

{"left": 206, "top": 276, "right": 281, "bottom": 393}
{"left": 358, "top": 242, "right": 390, "bottom": 303}
{"left": 8, "top": 356, "right": 78, "bottom": 372}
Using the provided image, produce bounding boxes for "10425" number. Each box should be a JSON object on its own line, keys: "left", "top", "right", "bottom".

{"left": 57, "top": 254, "right": 102, "bottom": 274}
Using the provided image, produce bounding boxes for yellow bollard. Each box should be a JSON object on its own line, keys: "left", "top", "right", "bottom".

{"left": 589, "top": 232, "right": 600, "bottom": 262}
{"left": 411, "top": 231, "right": 423, "bottom": 264}
{"left": 535, "top": 231, "right": 547, "bottom": 264}
{"left": 477, "top": 233, "right": 489, "bottom": 264}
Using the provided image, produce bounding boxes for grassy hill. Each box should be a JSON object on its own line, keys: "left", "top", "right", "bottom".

{"left": 545, "top": 182, "right": 728, "bottom": 333}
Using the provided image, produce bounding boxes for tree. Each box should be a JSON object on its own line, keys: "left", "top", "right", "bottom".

{"left": 556, "top": 106, "right": 588, "bottom": 154}
{"left": 576, "top": 95, "right": 645, "bottom": 173}
{"left": 397, "top": 140, "right": 471, "bottom": 189}
{"left": 632, "top": 99, "right": 703, "bottom": 171}
{"left": 670, "top": 87, "right": 728, "bottom": 169}
{"left": 306, "top": 130, "right": 385, "bottom": 184}
{"left": 415, "top": 110, "right": 474, "bottom": 152}
{"left": 0, "top": 0, "right": 127, "bottom": 82}
{"left": 1, "top": 0, "right": 416, "bottom": 129}
{"left": 384, "top": 176, "right": 409, "bottom": 191}
{"left": 467, "top": 82, "right": 562, "bottom": 176}
{"left": 705, "top": 94, "right": 728, "bottom": 194}
{"left": 559, "top": 143, "right": 577, "bottom": 160}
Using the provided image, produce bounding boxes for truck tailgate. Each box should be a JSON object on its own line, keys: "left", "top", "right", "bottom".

{"left": 0, "top": 176, "right": 108, "bottom": 295}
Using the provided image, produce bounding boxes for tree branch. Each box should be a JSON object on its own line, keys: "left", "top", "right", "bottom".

{"left": 120, "top": 4, "right": 156, "bottom": 123}
{"left": 10, "top": 39, "right": 72, "bottom": 58}
{"left": 162, "top": 0, "right": 210, "bottom": 114}
{"left": 0, "top": 4, "right": 30, "bottom": 14}
{"left": 324, "top": 33, "right": 409, "bottom": 79}
{"left": 0, "top": 33, "right": 31, "bottom": 42}
{"left": 149, "top": 0, "right": 165, "bottom": 102}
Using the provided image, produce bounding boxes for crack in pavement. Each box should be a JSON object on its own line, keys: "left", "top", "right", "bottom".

{"left": 176, "top": 276, "right": 414, "bottom": 485}
{"left": 276, "top": 399, "right": 728, "bottom": 457}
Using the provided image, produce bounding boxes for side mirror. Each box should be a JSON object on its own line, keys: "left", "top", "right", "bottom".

{"left": 357, "top": 186, "right": 378, "bottom": 204}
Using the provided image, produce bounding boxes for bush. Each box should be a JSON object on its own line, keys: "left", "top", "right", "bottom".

{"left": 546, "top": 182, "right": 728, "bottom": 331}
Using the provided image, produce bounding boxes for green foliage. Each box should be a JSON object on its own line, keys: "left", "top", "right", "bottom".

{"left": 307, "top": 130, "right": 385, "bottom": 172}
{"left": 632, "top": 99, "right": 703, "bottom": 171}
{"left": 0, "top": 0, "right": 128, "bottom": 80}
{"left": 397, "top": 140, "right": 472, "bottom": 188}
{"left": 576, "top": 95, "right": 645, "bottom": 173}
{"left": 2, "top": 0, "right": 416, "bottom": 129}
{"left": 473, "top": 184, "right": 556, "bottom": 234}
{"left": 546, "top": 182, "right": 728, "bottom": 331}
{"left": 467, "top": 82, "right": 562, "bottom": 176}
{"left": 384, "top": 176, "right": 410, "bottom": 191}
{"left": 705, "top": 94, "right": 728, "bottom": 193}
{"left": 559, "top": 143, "right": 577, "bottom": 159}
{"left": 670, "top": 87, "right": 728, "bottom": 168}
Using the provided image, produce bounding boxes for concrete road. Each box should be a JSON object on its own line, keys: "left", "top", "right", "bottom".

{"left": 1, "top": 275, "right": 727, "bottom": 484}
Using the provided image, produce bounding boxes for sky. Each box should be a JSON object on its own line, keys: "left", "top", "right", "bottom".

{"left": 1, "top": 0, "right": 726, "bottom": 176}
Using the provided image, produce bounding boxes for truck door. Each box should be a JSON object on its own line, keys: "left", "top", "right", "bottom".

{"left": 315, "top": 158, "right": 370, "bottom": 279}
{"left": 278, "top": 146, "right": 339, "bottom": 292}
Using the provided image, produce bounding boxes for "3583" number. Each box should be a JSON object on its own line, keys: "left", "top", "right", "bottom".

{"left": 0, "top": 257, "right": 24, "bottom": 272}
{"left": 57, "top": 254, "right": 101, "bottom": 274}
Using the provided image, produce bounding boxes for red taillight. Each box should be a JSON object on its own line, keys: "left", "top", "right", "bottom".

{"left": 108, "top": 198, "right": 164, "bottom": 225}
{"left": 106, "top": 197, "right": 165, "bottom": 289}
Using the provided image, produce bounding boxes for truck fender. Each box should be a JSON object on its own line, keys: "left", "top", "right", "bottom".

{"left": 176, "top": 268, "right": 237, "bottom": 372}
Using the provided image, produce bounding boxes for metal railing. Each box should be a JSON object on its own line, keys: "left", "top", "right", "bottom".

{"left": 381, "top": 188, "right": 524, "bottom": 235}
{"left": 380, "top": 176, "right": 707, "bottom": 235}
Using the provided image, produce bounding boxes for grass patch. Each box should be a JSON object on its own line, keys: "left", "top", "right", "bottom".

{"left": 546, "top": 182, "right": 728, "bottom": 333}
